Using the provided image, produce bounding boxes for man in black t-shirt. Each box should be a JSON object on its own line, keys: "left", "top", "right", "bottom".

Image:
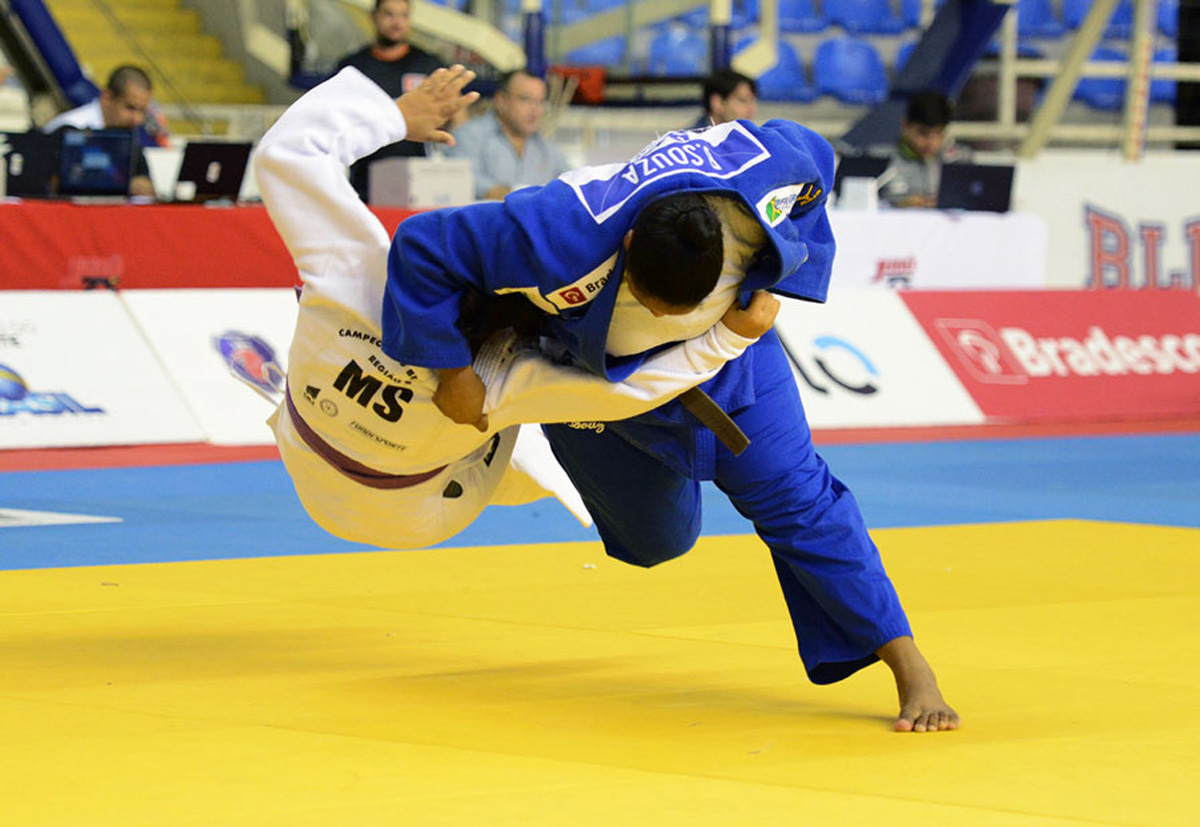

{"left": 336, "top": 0, "right": 442, "bottom": 200}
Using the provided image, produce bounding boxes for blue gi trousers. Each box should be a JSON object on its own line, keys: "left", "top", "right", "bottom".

{"left": 543, "top": 333, "right": 912, "bottom": 684}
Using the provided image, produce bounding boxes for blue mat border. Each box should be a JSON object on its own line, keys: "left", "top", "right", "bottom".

{"left": 1, "top": 433, "right": 1196, "bottom": 570}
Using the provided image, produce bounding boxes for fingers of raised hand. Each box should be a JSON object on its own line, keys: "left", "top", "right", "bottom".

{"left": 446, "top": 65, "right": 475, "bottom": 94}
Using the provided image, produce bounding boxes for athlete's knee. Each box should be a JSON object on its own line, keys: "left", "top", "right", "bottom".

{"left": 601, "top": 522, "right": 699, "bottom": 568}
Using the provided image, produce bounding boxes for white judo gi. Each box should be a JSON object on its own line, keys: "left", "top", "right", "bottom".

{"left": 254, "top": 68, "right": 761, "bottom": 549}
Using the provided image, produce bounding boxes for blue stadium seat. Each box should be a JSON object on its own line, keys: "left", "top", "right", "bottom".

{"left": 1151, "top": 47, "right": 1177, "bottom": 105}
{"left": 902, "top": 0, "right": 946, "bottom": 28}
{"left": 983, "top": 40, "right": 1045, "bottom": 59}
{"left": 1159, "top": 0, "right": 1179, "bottom": 37}
{"left": 556, "top": 3, "right": 587, "bottom": 24}
{"left": 754, "top": 40, "right": 819, "bottom": 102}
{"left": 730, "top": 0, "right": 760, "bottom": 29}
{"left": 679, "top": 0, "right": 759, "bottom": 28}
{"left": 827, "top": 0, "right": 906, "bottom": 35}
{"left": 894, "top": 40, "right": 918, "bottom": 74}
{"left": 645, "top": 26, "right": 707, "bottom": 76}
{"left": 1074, "top": 46, "right": 1126, "bottom": 109}
{"left": 779, "top": 0, "right": 827, "bottom": 33}
{"left": 563, "top": 36, "right": 627, "bottom": 68}
{"left": 1063, "top": 0, "right": 1134, "bottom": 38}
{"left": 1016, "top": 0, "right": 1066, "bottom": 38}
{"left": 902, "top": 0, "right": 921, "bottom": 27}
{"left": 814, "top": 37, "right": 889, "bottom": 104}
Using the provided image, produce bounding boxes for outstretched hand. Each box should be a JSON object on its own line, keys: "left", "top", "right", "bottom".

{"left": 396, "top": 65, "right": 480, "bottom": 147}
{"left": 721, "top": 291, "right": 780, "bottom": 339}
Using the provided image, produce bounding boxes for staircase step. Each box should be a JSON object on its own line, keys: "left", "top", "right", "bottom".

{"left": 166, "top": 117, "right": 230, "bottom": 137}
{"left": 45, "top": 0, "right": 182, "bottom": 9}
{"left": 68, "top": 34, "right": 225, "bottom": 61}
{"left": 85, "top": 58, "right": 247, "bottom": 87}
{"left": 45, "top": 0, "right": 264, "bottom": 108}
{"left": 156, "top": 82, "right": 264, "bottom": 105}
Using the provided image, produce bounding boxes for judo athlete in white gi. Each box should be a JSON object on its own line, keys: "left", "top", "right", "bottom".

{"left": 253, "top": 65, "right": 778, "bottom": 550}
{"left": 383, "top": 105, "right": 959, "bottom": 731}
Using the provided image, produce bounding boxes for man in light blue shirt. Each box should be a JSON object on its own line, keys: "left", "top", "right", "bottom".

{"left": 448, "top": 69, "right": 570, "bottom": 200}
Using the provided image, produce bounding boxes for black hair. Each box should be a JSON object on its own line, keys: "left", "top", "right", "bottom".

{"left": 626, "top": 193, "right": 723, "bottom": 308}
{"left": 497, "top": 69, "right": 541, "bottom": 93}
{"left": 106, "top": 65, "right": 152, "bottom": 97}
{"left": 703, "top": 69, "right": 757, "bottom": 114}
{"left": 905, "top": 90, "right": 953, "bottom": 127}
{"left": 373, "top": 0, "right": 406, "bottom": 11}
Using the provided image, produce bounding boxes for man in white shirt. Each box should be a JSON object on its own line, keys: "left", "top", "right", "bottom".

{"left": 43, "top": 64, "right": 155, "bottom": 197}
{"left": 447, "top": 70, "right": 570, "bottom": 200}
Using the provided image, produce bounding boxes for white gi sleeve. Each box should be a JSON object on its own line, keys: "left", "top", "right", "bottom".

{"left": 481, "top": 321, "right": 758, "bottom": 430}
{"left": 252, "top": 67, "right": 407, "bottom": 294}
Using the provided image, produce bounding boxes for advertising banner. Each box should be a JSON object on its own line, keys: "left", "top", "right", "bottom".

{"left": 901, "top": 290, "right": 1200, "bottom": 420}
{"left": 122, "top": 289, "right": 299, "bottom": 445}
{"left": 1014, "top": 151, "right": 1200, "bottom": 291}
{"left": 774, "top": 291, "right": 985, "bottom": 428}
{"left": 0, "top": 202, "right": 416, "bottom": 290}
{"left": 0, "top": 291, "right": 205, "bottom": 448}
{"left": 827, "top": 210, "right": 1047, "bottom": 292}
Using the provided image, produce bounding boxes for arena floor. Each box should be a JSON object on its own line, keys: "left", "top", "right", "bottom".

{"left": 1, "top": 428, "right": 1197, "bottom": 826}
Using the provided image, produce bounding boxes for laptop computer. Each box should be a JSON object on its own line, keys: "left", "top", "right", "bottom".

{"left": 174, "top": 141, "right": 253, "bottom": 202}
{"left": 56, "top": 128, "right": 136, "bottom": 197}
{"left": 936, "top": 163, "right": 1015, "bottom": 212}
{"left": 0, "top": 131, "right": 58, "bottom": 197}
{"left": 833, "top": 154, "right": 891, "bottom": 198}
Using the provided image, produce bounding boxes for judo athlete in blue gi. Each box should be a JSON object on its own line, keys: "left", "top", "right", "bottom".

{"left": 382, "top": 119, "right": 959, "bottom": 732}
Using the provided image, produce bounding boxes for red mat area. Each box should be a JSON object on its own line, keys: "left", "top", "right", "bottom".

{"left": 814, "top": 415, "right": 1200, "bottom": 445}
{"left": 0, "top": 443, "right": 280, "bottom": 472}
{"left": 3, "top": 416, "right": 1198, "bottom": 472}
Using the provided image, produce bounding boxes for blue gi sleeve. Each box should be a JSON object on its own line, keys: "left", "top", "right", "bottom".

{"left": 382, "top": 201, "right": 536, "bottom": 369}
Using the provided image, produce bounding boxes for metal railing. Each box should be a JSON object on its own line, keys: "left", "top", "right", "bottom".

{"left": 166, "top": 0, "right": 1200, "bottom": 155}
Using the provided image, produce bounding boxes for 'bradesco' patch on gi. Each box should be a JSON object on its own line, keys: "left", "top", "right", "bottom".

{"left": 562, "top": 122, "right": 771, "bottom": 224}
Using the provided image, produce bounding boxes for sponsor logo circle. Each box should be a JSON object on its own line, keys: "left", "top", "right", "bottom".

{"left": 0, "top": 364, "right": 29, "bottom": 401}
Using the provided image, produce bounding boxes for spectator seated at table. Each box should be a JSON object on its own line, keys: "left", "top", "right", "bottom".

{"left": 446, "top": 69, "right": 570, "bottom": 201}
{"left": 42, "top": 64, "right": 156, "bottom": 198}
{"left": 879, "top": 90, "right": 971, "bottom": 209}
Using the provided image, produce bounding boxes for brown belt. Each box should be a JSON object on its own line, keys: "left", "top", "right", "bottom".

{"left": 678, "top": 387, "right": 750, "bottom": 456}
{"left": 285, "top": 390, "right": 446, "bottom": 490}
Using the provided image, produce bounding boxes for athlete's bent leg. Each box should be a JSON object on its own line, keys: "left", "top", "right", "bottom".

{"left": 543, "top": 423, "right": 700, "bottom": 567}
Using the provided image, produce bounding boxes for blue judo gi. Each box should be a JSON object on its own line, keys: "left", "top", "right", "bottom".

{"left": 382, "top": 119, "right": 912, "bottom": 684}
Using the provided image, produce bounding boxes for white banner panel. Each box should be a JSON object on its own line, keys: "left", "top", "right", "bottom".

{"left": 122, "top": 288, "right": 299, "bottom": 445}
{"left": 1014, "top": 150, "right": 1200, "bottom": 290}
{"left": 0, "top": 291, "right": 205, "bottom": 448}
{"left": 827, "top": 210, "right": 1048, "bottom": 292}
{"left": 774, "top": 291, "right": 984, "bottom": 428}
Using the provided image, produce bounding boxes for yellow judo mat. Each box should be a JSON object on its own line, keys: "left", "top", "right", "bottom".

{"left": 1, "top": 519, "right": 1197, "bottom": 827}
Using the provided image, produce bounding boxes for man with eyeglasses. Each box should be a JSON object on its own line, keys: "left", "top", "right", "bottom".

{"left": 447, "top": 69, "right": 570, "bottom": 201}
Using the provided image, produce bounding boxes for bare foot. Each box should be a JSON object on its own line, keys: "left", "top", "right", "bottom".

{"left": 876, "top": 636, "right": 960, "bottom": 733}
